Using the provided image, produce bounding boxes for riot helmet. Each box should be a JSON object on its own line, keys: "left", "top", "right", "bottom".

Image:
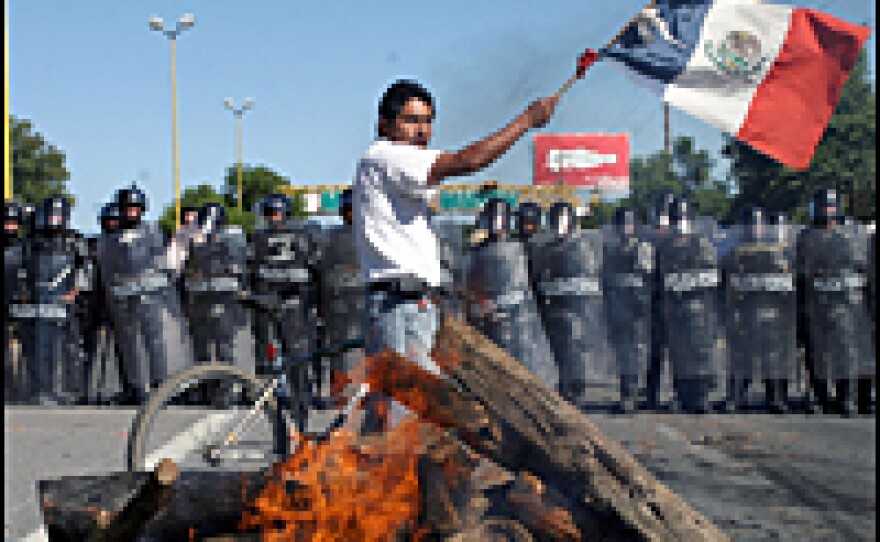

{"left": 40, "top": 195, "right": 71, "bottom": 233}
{"left": 181, "top": 205, "right": 200, "bottom": 227}
{"left": 809, "top": 188, "right": 839, "bottom": 227}
{"left": 483, "top": 198, "right": 511, "bottom": 239}
{"left": 547, "top": 201, "right": 576, "bottom": 238}
{"left": 340, "top": 188, "right": 354, "bottom": 226}
{"left": 740, "top": 205, "right": 766, "bottom": 242}
{"left": 612, "top": 206, "right": 638, "bottom": 236}
{"left": 262, "top": 193, "right": 291, "bottom": 228}
{"left": 4, "top": 201, "right": 23, "bottom": 243}
{"left": 99, "top": 202, "right": 121, "bottom": 233}
{"left": 116, "top": 184, "right": 148, "bottom": 228}
{"left": 516, "top": 202, "right": 542, "bottom": 239}
{"left": 767, "top": 210, "right": 789, "bottom": 244}
{"left": 198, "top": 202, "right": 227, "bottom": 235}
{"left": 651, "top": 193, "right": 676, "bottom": 230}
{"left": 670, "top": 196, "right": 692, "bottom": 235}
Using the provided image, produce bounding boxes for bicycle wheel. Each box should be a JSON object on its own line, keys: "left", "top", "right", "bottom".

{"left": 127, "top": 364, "right": 292, "bottom": 472}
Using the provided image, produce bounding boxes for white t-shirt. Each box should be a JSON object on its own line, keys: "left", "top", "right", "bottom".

{"left": 353, "top": 138, "right": 443, "bottom": 287}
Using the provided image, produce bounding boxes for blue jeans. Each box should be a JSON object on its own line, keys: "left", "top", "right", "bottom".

{"left": 362, "top": 289, "right": 439, "bottom": 430}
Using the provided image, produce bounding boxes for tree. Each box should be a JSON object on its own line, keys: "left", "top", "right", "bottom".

{"left": 158, "top": 184, "right": 226, "bottom": 237}
{"left": 158, "top": 165, "right": 307, "bottom": 237}
{"left": 724, "top": 51, "right": 875, "bottom": 223}
{"left": 222, "top": 165, "right": 292, "bottom": 214}
{"left": 623, "top": 136, "right": 733, "bottom": 223}
{"left": 10, "top": 116, "right": 74, "bottom": 208}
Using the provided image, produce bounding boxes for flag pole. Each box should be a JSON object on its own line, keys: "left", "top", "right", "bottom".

{"left": 552, "top": 1, "right": 654, "bottom": 101}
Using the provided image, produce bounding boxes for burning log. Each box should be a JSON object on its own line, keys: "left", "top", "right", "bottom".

{"left": 366, "top": 315, "right": 730, "bottom": 542}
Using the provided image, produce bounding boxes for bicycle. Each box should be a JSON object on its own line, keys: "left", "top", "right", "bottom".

{"left": 126, "top": 290, "right": 365, "bottom": 472}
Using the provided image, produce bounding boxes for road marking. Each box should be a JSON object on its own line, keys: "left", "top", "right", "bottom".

{"left": 143, "top": 411, "right": 235, "bottom": 470}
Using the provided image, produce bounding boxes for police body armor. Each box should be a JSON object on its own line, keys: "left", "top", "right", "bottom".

{"left": 603, "top": 232, "right": 654, "bottom": 393}
{"left": 655, "top": 232, "right": 724, "bottom": 400}
{"left": 317, "top": 224, "right": 366, "bottom": 402}
{"left": 72, "top": 235, "right": 104, "bottom": 402}
{"left": 250, "top": 222, "right": 320, "bottom": 386}
{"left": 16, "top": 234, "right": 87, "bottom": 403}
{"left": 532, "top": 229, "right": 611, "bottom": 403}
{"left": 184, "top": 226, "right": 254, "bottom": 373}
{"left": 722, "top": 236, "right": 797, "bottom": 384}
{"left": 465, "top": 238, "right": 558, "bottom": 390}
{"left": 86, "top": 242, "right": 123, "bottom": 405}
{"left": 98, "top": 221, "right": 192, "bottom": 394}
{"left": 5, "top": 240, "right": 26, "bottom": 402}
{"left": 798, "top": 227, "right": 874, "bottom": 381}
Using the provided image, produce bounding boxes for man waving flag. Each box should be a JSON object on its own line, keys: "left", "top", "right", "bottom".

{"left": 599, "top": 0, "right": 871, "bottom": 170}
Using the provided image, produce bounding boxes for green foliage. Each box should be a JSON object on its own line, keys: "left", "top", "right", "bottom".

{"left": 222, "top": 164, "right": 291, "bottom": 213}
{"left": 724, "top": 51, "right": 875, "bottom": 223}
{"left": 158, "top": 165, "right": 306, "bottom": 236}
{"left": 623, "top": 135, "right": 733, "bottom": 223}
{"left": 158, "top": 184, "right": 226, "bottom": 237}
{"left": 10, "top": 116, "right": 74, "bottom": 208}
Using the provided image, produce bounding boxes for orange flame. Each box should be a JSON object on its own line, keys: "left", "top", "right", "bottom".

{"left": 241, "top": 351, "right": 435, "bottom": 542}
{"left": 240, "top": 421, "right": 424, "bottom": 541}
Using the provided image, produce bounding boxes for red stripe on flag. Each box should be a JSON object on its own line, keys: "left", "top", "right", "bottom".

{"left": 736, "top": 9, "right": 871, "bottom": 170}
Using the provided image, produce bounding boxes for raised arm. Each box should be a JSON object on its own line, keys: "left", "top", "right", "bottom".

{"left": 426, "top": 97, "right": 559, "bottom": 186}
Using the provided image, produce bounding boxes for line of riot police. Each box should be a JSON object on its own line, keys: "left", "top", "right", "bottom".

{"left": 461, "top": 188, "right": 875, "bottom": 416}
{"left": 4, "top": 187, "right": 367, "bottom": 413}
{"left": 4, "top": 186, "right": 875, "bottom": 416}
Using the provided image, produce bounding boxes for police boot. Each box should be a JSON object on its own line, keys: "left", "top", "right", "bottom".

{"left": 835, "top": 380, "right": 857, "bottom": 417}
{"left": 619, "top": 375, "right": 639, "bottom": 413}
{"left": 810, "top": 380, "right": 834, "bottom": 414}
{"left": 857, "top": 378, "right": 875, "bottom": 415}
{"left": 765, "top": 380, "right": 788, "bottom": 414}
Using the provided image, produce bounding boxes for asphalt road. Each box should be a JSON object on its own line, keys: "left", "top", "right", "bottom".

{"left": 4, "top": 406, "right": 876, "bottom": 541}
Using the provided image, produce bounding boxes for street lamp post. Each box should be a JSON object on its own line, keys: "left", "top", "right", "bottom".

{"left": 150, "top": 13, "right": 195, "bottom": 228}
{"left": 224, "top": 98, "right": 255, "bottom": 211}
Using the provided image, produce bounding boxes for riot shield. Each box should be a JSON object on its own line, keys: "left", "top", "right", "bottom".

{"left": 465, "top": 239, "right": 558, "bottom": 390}
{"left": 531, "top": 229, "right": 613, "bottom": 402}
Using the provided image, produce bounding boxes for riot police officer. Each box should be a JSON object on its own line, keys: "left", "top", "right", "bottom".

{"left": 98, "top": 185, "right": 192, "bottom": 404}
{"left": 316, "top": 188, "right": 366, "bottom": 406}
{"left": 5, "top": 202, "right": 26, "bottom": 403}
{"left": 655, "top": 197, "right": 724, "bottom": 413}
{"left": 604, "top": 207, "right": 654, "bottom": 413}
{"left": 465, "top": 198, "right": 558, "bottom": 389}
{"left": 183, "top": 203, "right": 253, "bottom": 372}
{"left": 250, "top": 193, "right": 321, "bottom": 430}
{"left": 16, "top": 196, "right": 89, "bottom": 405}
{"left": 797, "top": 189, "right": 874, "bottom": 415}
{"left": 86, "top": 203, "right": 124, "bottom": 405}
{"left": 646, "top": 193, "right": 677, "bottom": 409}
{"left": 515, "top": 201, "right": 542, "bottom": 241}
{"left": 531, "top": 201, "right": 610, "bottom": 405}
{"left": 722, "top": 207, "right": 797, "bottom": 413}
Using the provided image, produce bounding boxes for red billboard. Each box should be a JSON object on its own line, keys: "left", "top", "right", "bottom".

{"left": 532, "top": 133, "right": 629, "bottom": 191}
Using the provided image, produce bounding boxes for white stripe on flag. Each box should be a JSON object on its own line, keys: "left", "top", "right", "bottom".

{"left": 664, "top": 0, "right": 793, "bottom": 134}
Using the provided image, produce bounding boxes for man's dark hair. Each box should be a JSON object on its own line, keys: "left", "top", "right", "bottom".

{"left": 378, "top": 80, "right": 435, "bottom": 137}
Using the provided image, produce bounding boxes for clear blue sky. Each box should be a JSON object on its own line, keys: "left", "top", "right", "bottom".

{"left": 10, "top": 0, "right": 875, "bottom": 233}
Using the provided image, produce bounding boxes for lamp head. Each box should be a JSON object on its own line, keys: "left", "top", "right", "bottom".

{"left": 224, "top": 97, "right": 234, "bottom": 110}
{"left": 178, "top": 13, "right": 195, "bottom": 30}
{"left": 149, "top": 16, "right": 165, "bottom": 32}
{"left": 243, "top": 97, "right": 255, "bottom": 110}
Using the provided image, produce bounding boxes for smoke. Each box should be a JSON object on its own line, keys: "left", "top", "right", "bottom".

{"left": 427, "top": 27, "right": 590, "bottom": 185}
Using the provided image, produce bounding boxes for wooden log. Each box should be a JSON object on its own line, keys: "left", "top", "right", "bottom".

{"left": 39, "top": 465, "right": 268, "bottom": 541}
{"left": 40, "top": 459, "right": 178, "bottom": 542}
{"left": 366, "top": 316, "right": 730, "bottom": 542}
